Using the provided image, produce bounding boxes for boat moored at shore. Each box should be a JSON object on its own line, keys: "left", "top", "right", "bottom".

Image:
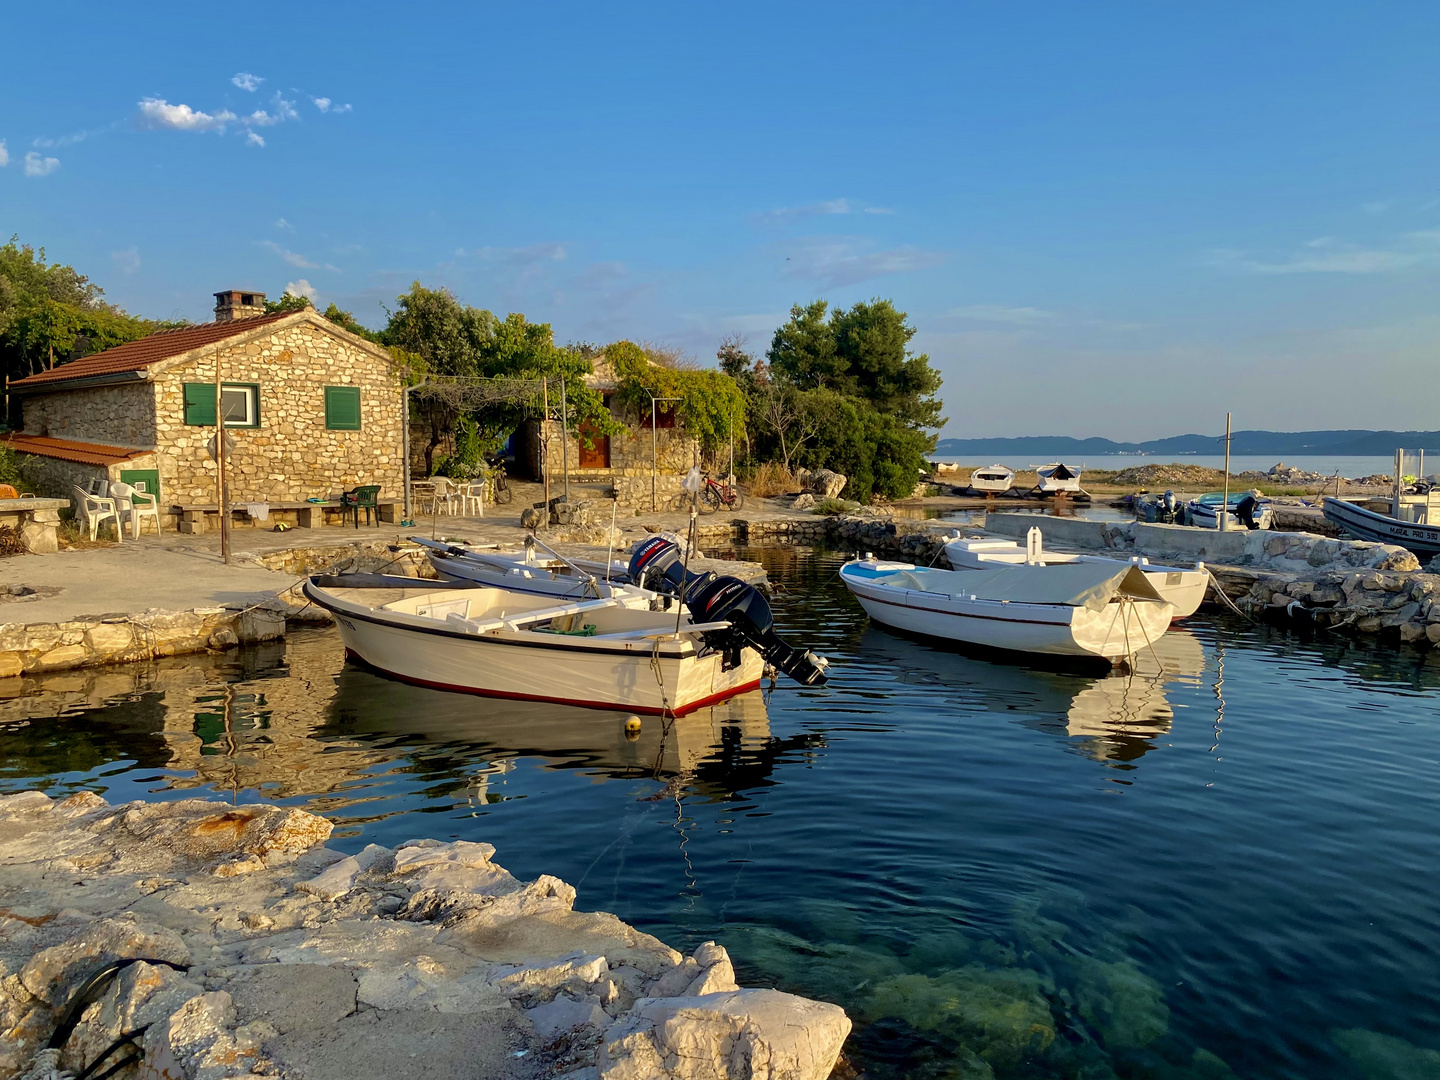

{"left": 839, "top": 556, "right": 1173, "bottom": 665}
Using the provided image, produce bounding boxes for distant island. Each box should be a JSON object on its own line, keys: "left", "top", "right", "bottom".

{"left": 935, "top": 429, "right": 1440, "bottom": 458}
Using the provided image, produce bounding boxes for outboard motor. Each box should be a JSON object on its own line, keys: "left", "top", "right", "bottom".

{"left": 628, "top": 537, "right": 828, "bottom": 686}
{"left": 1235, "top": 494, "right": 1261, "bottom": 531}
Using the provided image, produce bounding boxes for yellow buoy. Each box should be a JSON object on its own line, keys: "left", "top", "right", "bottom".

{"left": 623, "top": 715, "right": 642, "bottom": 740}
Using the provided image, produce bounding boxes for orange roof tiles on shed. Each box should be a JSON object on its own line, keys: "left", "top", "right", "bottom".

{"left": 0, "top": 432, "right": 153, "bottom": 466}
{"left": 9, "top": 312, "right": 292, "bottom": 389}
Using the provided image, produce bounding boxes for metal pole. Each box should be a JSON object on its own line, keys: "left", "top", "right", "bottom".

{"left": 541, "top": 377, "right": 550, "bottom": 527}
{"left": 561, "top": 376, "right": 570, "bottom": 501}
{"left": 1220, "top": 411, "right": 1231, "bottom": 533}
{"left": 652, "top": 397, "right": 658, "bottom": 513}
{"left": 214, "top": 357, "right": 230, "bottom": 564}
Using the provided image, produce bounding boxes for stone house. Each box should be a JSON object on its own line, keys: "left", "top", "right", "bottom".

{"left": 4, "top": 290, "right": 403, "bottom": 527}
{"left": 513, "top": 358, "right": 702, "bottom": 509}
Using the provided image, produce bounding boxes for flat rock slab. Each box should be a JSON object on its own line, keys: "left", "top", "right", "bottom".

{"left": 0, "top": 790, "right": 849, "bottom": 1080}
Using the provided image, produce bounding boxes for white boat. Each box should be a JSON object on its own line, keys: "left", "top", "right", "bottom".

{"left": 303, "top": 574, "right": 765, "bottom": 715}
{"left": 838, "top": 557, "right": 1173, "bottom": 665}
{"left": 413, "top": 535, "right": 642, "bottom": 601}
{"left": 1035, "top": 463, "right": 1083, "bottom": 493}
{"left": 944, "top": 529, "right": 1210, "bottom": 619}
{"left": 1186, "top": 492, "right": 1273, "bottom": 530}
{"left": 968, "top": 464, "right": 1015, "bottom": 495}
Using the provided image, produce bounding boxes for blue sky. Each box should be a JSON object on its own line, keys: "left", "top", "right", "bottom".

{"left": 3, "top": 2, "right": 1437, "bottom": 440}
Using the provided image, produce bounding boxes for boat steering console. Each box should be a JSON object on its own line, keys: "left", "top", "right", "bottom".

{"left": 629, "top": 537, "right": 829, "bottom": 687}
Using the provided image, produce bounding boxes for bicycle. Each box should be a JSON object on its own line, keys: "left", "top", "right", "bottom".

{"left": 486, "top": 457, "right": 514, "bottom": 504}
{"left": 671, "top": 472, "right": 745, "bottom": 514}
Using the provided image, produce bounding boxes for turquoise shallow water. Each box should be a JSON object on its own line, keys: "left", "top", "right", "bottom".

{"left": 3, "top": 546, "right": 1440, "bottom": 1079}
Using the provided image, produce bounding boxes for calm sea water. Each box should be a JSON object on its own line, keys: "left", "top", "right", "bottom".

{"left": 939, "top": 455, "right": 1397, "bottom": 478}
{"left": 4, "top": 547, "right": 1439, "bottom": 1080}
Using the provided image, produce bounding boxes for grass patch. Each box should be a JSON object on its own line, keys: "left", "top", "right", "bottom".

{"left": 812, "top": 497, "right": 861, "bottom": 515}
{"left": 740, "top": 462, "right": 801, "bottom": 498}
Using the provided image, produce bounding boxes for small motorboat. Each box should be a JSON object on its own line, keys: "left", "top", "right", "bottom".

{"left": 1322, "top": 497, "right": 1440, "bottom": 559}
{"left": 414, "top": 535, "right": 641, "bottom": 601}
{"left": 838, "top": 555, "right": 1173, "bottom": 665}
{"left": 1186, "top": 492, "right": 1272, "bottom": 531}
{"left": 1035, "top": 463, "right": 1083, "bottom": 494}
{"left": 944, "top": 528, "right": 1210, "bottom": 619}
{"left": 968, "top": 464, "right": 1015, "bottom": 495}
{"left": 306, "top": 538, "right": 828, "bottom": 714}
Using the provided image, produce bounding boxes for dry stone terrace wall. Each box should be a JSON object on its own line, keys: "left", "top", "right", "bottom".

{"left": 0, "top": 792, "right": 851, "bottom": 1080}
{"left": 155, "top": 322, "right": 403, "bottom": 506}
{"left": 21, "top": 381, "right": 156, "bottom": 446}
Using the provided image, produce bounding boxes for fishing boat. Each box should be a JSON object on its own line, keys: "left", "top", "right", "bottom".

{"left": 1035, "top": 463, "right": 1083, "bottom": 493}
{"left": 413, "top": 535, "right": 641, "bottom": 601}
{"left": 944, "top": 529, "right": 1210, "bottom": 619}
{"left": 1185, "top": 492, "right": 1273, "bottom": 530}
{"left": 968, "top": 464, "right": 1015, "bottom": 495}
{"left": 305, "top": 538, "right": 828, "bottom": 714}
{"left": 1322, "top": 497, "right": 1440, "bottom": 559}
{"left": 838, "top": 556, "right": 1173, "bottom": 665}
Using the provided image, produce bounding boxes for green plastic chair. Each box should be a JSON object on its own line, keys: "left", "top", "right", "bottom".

{"left": 341, "top": 485, "right": 382, "bottom": 528}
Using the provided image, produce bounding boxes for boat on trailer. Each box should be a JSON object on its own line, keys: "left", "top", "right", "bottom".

{"left": 968, "top": 465, "right": 1015, "bottom": 495}
{"left": 944, "top": 528, "right": 1210, "bottom": 619}
{"left": 838, "top": 556, "right": 1173, "bottom": 665}
{"left": 1035, "top": 463, "right": 1083, "bottom": 494}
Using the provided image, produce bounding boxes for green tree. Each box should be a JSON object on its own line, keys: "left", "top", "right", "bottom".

{"left": 0, "top": 237, "right": 184, "bottom": 389}
{"left": 321, "top": 303, "right": 384, "bottom": 343}
{"left": 263, "top": 292, "right": 312, "bottom": 315}
{"left": 608, "top": 340, "right": 746, "bottom": 462}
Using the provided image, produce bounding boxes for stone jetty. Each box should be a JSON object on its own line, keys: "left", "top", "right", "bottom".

{"left": 0, "top": 791, "right": 850, "bottom": 1080}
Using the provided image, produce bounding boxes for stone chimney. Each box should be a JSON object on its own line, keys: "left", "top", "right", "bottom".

{"left": 213, "top": 290, "right": 267, "bottom": 323}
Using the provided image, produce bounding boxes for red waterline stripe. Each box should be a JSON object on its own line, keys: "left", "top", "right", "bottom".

{"left": 343, "top": 648, "right": 760, "bottom": 716}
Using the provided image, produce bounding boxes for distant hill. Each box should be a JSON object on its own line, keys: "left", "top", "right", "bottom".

{"left": 934, "top": 430, "right": 1440, "bottom": 458}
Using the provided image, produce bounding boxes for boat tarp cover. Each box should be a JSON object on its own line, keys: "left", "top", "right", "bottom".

{"left": 1045, "top": 463, "right": 1078, "bottom": 480}
{"left": 879, "top": 563, "right": 1164, "bottom": 611}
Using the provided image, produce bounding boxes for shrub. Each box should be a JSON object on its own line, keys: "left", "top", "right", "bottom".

{"left": 741, "top": 461, "right": 800, "bottom": 497}
{"left": 812, "top": 497, "right": 860, "bottom": 515}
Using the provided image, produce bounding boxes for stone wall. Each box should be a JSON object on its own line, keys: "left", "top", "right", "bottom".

{"left": 20, "top": 382, "right": 155, "bottom": 446}
{"left": 155, "top": 322, "right": 403, "bottom": 505}
{"left": 18, "top": 451, "right": 163, "bottom": 504}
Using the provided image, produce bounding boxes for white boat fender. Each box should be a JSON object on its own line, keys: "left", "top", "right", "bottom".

{"left": 1285, "top": 599, "right": 1315, "bottom": 623}
{"left": 623, "top": 715, "right": 642, "bottom": 740}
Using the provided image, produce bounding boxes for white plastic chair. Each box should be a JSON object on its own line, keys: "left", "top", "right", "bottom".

{"left": 72, "top": 485, "right": 122, "bottom": 542}
{"left": 456, "top": 481, "right": 485, "bottom": 517}
{"left": 430, "top": 477, "right": 458, "bottom": 516}
{"left": 109, "top": 481, "right": 161, "bottom": 538}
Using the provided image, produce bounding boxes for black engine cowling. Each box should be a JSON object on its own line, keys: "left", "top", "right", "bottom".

{"left": 628, "top": 537, "right": 829, "bottom": 686}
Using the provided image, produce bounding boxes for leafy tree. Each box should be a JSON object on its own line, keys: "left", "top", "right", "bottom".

{"left": 608, "top": 340, "right": 746, "bottom": 462}
{"left": 263, "top": 292, "right": 312, "bottom": 315}
{"left": 0, "top": 237, "right": 184, "bottom": 389}
{"left": 321, "top": 302, "right": 385, "bottom": 344}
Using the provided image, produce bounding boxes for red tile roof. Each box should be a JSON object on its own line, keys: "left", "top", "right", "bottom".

{"left": 9, "top": 312, "right": 292, "bottom": 389}
{"left": 0, "top": 432, "right": 153, "bottom": 466}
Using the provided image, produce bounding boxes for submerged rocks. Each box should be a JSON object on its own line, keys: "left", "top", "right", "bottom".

{"left": 0, "top": 792, "right": 849, "bottom": 1080}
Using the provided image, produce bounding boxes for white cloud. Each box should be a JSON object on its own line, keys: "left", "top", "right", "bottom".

{"left": 312, "top": 97, "right": 351, "bottom": 114}
{"left": 1208, "top": 232, "right": 1440, "bottom": 275}
{"left": 948, "top": 305, "right": 1056, "bottom": 324}
{"left": 245, "top": 131, "right": 265, "bottom": 147}
{"left": 23, "top": 152, "right": 60, "bottom": 177}
{"left": 284, "top": 278, "right": 317, "bottom": 301}
{"left": 261, "top": 240, "right": 319, "bottom": 269}
{"left": 0, "top": 141, "right": 7, "bottom": 167}
{"left": 472, "top": 242, "right": 567, "bottom": 266}
{"left": 863, "top": 206, "right": 897, "bottom": 215}
{"left": 111, "top": 247, "right": 141, "bottom": 275}
{"left": 781, "top": 237, "right": 945, "bottom": 287}
{"left": 758, "top": 198, "right": 853, "bottom": 225}
{"left": 32, "top": 128, "right": 96, "bottom": 149}
{"left": 275, "top": 217, "right": 292, "bottom": 230}
{"left": 138, "top": 97, "right": 236, "bottom": 132}
{"left": 231, "top": 72, "right": 264, "bottom": 92}
{"left": 1362, "top": 200, "right": 1391, "bottom": 216}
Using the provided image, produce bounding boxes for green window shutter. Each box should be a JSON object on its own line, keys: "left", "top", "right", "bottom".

{"left": 183, "top": 383, "right": 216, "bottom": 426}
{"left": 325, "top": 386, "right": 362, "bottom": 430}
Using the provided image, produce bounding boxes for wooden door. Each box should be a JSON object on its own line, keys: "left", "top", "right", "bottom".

{"left": 578, "top": 422, "right": 610, "bottom": 469}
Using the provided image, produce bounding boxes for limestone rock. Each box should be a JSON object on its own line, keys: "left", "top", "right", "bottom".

{"left": 297, "top": 843, "right": 390, "bottom": 900}
{"left": 808, "top": 470, "right": 847, "bottom": 500}
{"left": 529, "top": 992, "right": 610, "bottom": 1040}
{"left": 790, "top": 493, "right": 815, "bottom": 512}
{"left": 20, "top": 917, "right": 191, "bottom": 1005}
{"left": 597, "top": 988, "right": 850, "bottom": 1080}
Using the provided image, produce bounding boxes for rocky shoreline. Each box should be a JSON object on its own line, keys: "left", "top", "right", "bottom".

{"left": 0, "top": 791, "right": 849, "bottom": 1080}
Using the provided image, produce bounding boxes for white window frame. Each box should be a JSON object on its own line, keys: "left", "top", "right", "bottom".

{"left": 220, "top": 385, "right": 258, "bottom": 427}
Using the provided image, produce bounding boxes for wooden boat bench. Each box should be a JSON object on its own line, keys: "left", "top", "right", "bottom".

{"left": 170, "top": 499, "right": 400, "bottom": 533}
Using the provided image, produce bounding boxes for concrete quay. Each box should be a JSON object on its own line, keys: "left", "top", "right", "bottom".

{"left": 0, "top": 790, "right": 850, "bottom": 1080}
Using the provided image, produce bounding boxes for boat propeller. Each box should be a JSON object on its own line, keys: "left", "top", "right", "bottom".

{"left": 628, "top": 537, "right": 829, "bottom": 686}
